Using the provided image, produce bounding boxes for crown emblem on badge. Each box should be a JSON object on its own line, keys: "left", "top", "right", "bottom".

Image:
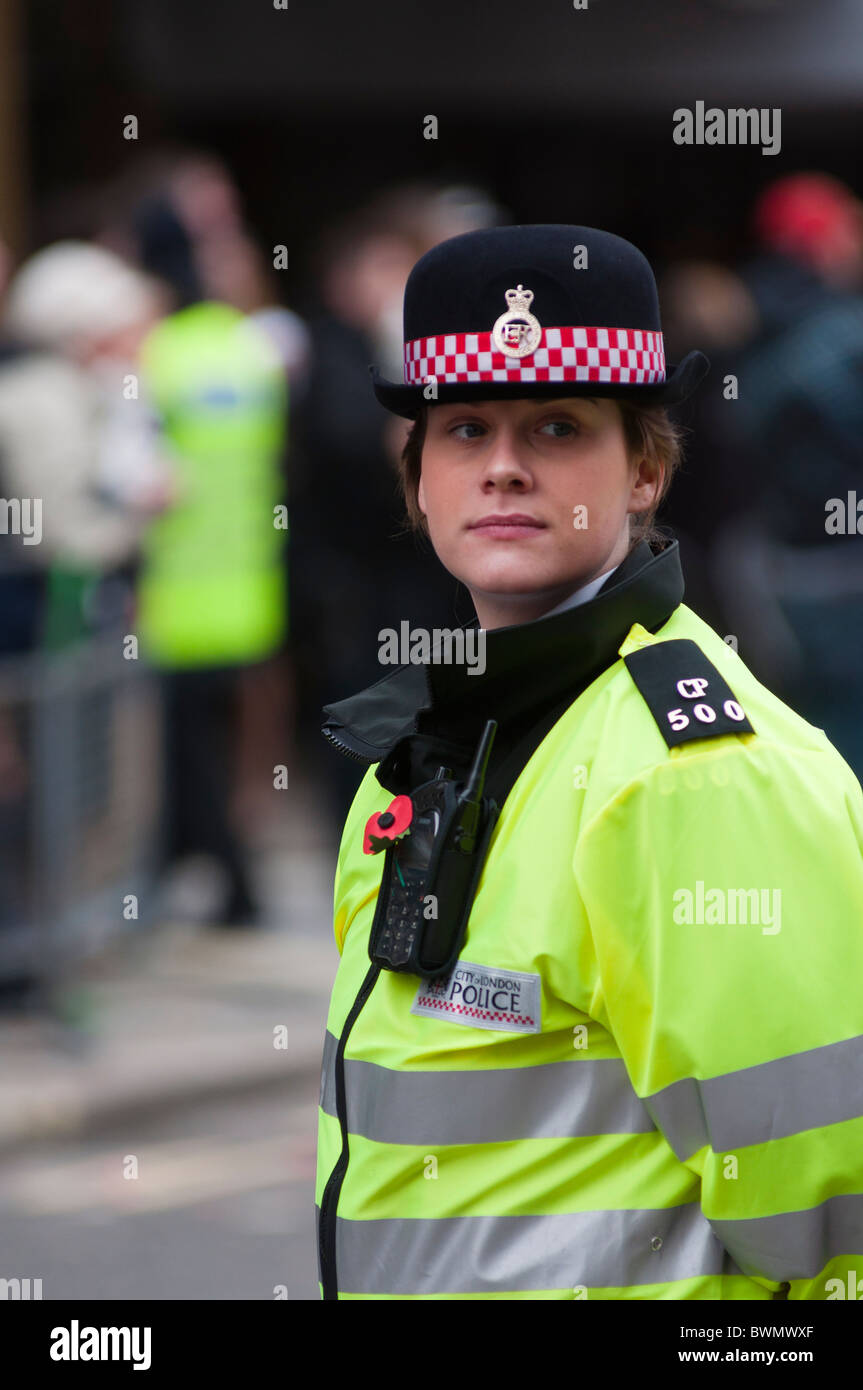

{"left": 492, "top": 284, "right": 542, "bottom": 358}
{"left": 504, "top": 285, "right": 535, "bottom": 313}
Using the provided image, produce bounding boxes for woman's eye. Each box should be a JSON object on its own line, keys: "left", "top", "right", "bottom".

{"left": 539, "top": 420, "right": 578, "bottom": 437}
{"left": 449, "top": 421, "right": 485, "bottom": 439}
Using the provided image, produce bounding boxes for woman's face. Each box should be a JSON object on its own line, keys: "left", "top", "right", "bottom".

{"left": 417, "top": 396, "right": 661, "bottom": 629}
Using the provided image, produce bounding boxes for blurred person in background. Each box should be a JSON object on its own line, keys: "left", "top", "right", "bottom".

{"left": 0, "top": 237, "right": 38, "bottom": 1008}
{"left": 711, "top": 173, "right": 863, "bottom": 779}
{"left": 0, "top": 239, "right": 171, "bottom": 1009}
{"left": 290, "top": 184, "right": 501, "bottom": 833}
{"left": 111, "top": 149, "right": 301, "bottom": 841}
{"left": 658, "top": 259, "right": 760, "bottom": 635}
{"left": 0, "top": 240, "right": 172, "bottom": 647}
{"left": 132, "top": 197, "right": 289, "bottom": 928}
{"left": 0, "top": 234, "right": 45, "bottom": 658}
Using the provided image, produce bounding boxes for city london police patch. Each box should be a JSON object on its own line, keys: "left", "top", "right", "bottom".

{"left": 411, "top": 959, "right": 542, "bottom": 1033}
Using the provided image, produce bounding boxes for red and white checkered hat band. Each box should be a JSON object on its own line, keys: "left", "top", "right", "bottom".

{"left": 404, "top": 326, "right": 665, "bottom": 385}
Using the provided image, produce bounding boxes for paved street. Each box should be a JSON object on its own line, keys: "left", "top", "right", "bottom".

{"left": 0, "top": 1085, "right": 323, "bottom": 1301}
{"left": 0, "top": 774, "right": 342, "bottom": 1302}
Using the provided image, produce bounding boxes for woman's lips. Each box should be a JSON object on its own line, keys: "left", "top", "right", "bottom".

{"left": 467, "top": 514, "right": 547, "bottom": 540}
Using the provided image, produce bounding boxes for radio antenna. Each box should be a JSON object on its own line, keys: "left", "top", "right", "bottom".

{"left": 462, "top": 720, "right": 497, "bottom": 805}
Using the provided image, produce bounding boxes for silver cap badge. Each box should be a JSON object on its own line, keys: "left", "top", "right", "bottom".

{"left": 491, "top": 284, "right": 542, "bottom": 358}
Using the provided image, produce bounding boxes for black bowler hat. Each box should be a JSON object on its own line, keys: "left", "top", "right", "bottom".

{"left": 371, "top": 224, "right": 709, "bottom": 417}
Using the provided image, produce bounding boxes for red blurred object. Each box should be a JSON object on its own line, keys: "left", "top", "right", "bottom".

{"left": 363, "top": 794, "right": 413, "bottom": 854}
{"left": 753, "top": 173, "right": 863, "bottom": 270}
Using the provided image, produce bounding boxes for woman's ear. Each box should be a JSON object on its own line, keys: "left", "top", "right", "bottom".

{"left": 417, "top": 475, "right": 427, "bottom": 516}
{"left": 629, "top": 452, "right": 663, "bottom": 514}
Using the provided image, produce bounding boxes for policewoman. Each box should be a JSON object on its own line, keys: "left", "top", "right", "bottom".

{"left": 315, "top": 225, "right": 863, "bottom": 1301}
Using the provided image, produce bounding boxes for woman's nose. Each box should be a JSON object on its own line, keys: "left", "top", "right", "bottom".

{"left": 480, "top": 431, "right": 532, "bottom": 483}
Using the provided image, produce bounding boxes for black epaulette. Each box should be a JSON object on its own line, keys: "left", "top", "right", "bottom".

{"left": 623, "top": 638, "right": 755, "bottom": 748}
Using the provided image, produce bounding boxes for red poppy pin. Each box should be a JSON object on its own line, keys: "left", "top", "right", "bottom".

{"left": 363, "top": 795, "right": 413, "bottom": 854}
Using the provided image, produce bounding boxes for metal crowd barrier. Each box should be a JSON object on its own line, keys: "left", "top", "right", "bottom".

{"left": 0, "top": 633, "right": 163, "bottom": 990}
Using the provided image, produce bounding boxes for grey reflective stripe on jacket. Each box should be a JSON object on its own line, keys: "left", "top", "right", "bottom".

{"left": 646, "top": 1032, "right": 863, "bottom": 1162}
{"left": 322, "top": 1028, "right": 863, "bottom": 1153}
{"left": 321, "top": 1203, "right": 743, "bottom": 1296}
{"left": 321, "top": 1195, "right": 863, "bottom": 1294}
{"left": 320, "top": 1029, "right": 656, "bottom": 1144}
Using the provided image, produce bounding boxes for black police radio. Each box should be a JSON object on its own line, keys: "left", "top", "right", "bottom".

{"left": 367, "top": 720, "right": 500, "bottom": 980}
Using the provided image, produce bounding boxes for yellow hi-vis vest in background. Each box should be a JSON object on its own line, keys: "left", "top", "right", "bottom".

{"left": 316, "top": 599, "right": 863, "bottom": 1300}
{"left": 137, "top": 301, "right": 287, "bottom": 669}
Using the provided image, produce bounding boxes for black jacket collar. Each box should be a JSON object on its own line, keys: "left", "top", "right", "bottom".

{"left": 321, "top": 538, "right": 684, "bottom": 790}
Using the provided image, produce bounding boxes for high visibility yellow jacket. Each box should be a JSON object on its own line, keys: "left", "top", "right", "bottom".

{"left": 315, "top": 539, "right": 863, "bottom": 1300}
{"left": 137, "top": 301, "right": 287, "bottom": 669}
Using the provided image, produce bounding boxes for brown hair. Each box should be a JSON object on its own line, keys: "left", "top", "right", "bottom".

{"left": 396, "top": 398, "right": 684, "bottom": 552}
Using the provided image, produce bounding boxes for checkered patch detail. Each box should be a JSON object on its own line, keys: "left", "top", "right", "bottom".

{"left": 404, "top": 326, "right": 665, "bottom": 385}
{"left": 413, "top": 995, "right": 538, "bottom": 1028}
